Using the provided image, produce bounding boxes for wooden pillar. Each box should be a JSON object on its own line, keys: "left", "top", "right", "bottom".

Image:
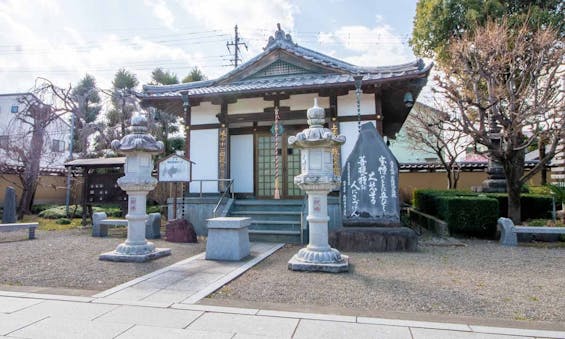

{"left": 181, "top": 92, "right": 191, "bottom": 194}
{"left": 375, "top": 89, "right": 383, "bottom": 136}
{"left": 329, "top": 95, "right": 341, "bottom": 176}
{"left": 218, "top": 101, "right": 230, "bottom": 192}
{"left": 81, "top": 168, "right": 89, "bottom": 226}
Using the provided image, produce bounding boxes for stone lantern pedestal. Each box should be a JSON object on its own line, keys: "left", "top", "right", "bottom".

{"left": 99, "top": 114, "right": 171, "bottom": 262}
{"left": 287, "top": 99, "right": 348, "bottom": 273}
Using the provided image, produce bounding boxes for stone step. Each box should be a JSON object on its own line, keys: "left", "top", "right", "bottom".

{"left": 250, "top": 219, "right": 300, "bottom": 226}
{"left": 231, "top": 211, "right": 301, "bottom": 216}
{"left": 249, "top": 229, "right": 301, "bottom": 235}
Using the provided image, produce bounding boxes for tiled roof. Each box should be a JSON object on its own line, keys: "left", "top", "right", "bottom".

{"left": 143, "top": 65, "right": 431, "bottom": 98}
{"left": 399, "top": 161, "right": 539, "bottom": 171}
{"left": 142, "top": 26, "right": 432, "bottom": 98}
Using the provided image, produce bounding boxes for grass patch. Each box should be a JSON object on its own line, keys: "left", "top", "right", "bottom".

{"left": 21, "top": 215, "right": 82, "bottom": 231}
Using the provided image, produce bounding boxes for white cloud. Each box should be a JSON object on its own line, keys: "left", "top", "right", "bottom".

{"left": 319, "top": 20, "right": 414, "bottom": 67}
{"left": 0, "top": 0, "right": 204, "bottom": 92}
{"left": 144, "top": 0, "right": 175, "bottom": 30}
{"left": 177, "top": 0, "right": 298, "bottom": 56}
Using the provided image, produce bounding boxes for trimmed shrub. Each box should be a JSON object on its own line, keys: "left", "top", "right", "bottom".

{"left": 39, "top": 206, "right": 84, "bottom": 219}
{"left": 147, "top": 205, "right": 162, "bottom": 214}
{"left": 436, "top": 196, "right": 499, "bottom": 238}
{"left": 55, "top": 218, "right": 71, "bottom": 225}
{"left": 31, "top": 204, "right": 57, "bottom": 214}
{"left": 412, "top": 189, "right": 474, "bottom": 215}
{"left": 486, "top": 194, "right": 553, "bottom": 220}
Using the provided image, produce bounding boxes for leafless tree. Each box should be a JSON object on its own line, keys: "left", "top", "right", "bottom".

{"left": 0, "top": 81, "right": 69, "bottom": 217}
{"left": 39, "top": 77, "right": 107, "bottom": 158}
{"left": 404, "top": 102, "right": 470, "bottom": 189}
{"left": 435, "top": 19, "right": 564, "bottom": 223}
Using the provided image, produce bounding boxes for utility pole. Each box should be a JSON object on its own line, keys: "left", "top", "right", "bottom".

{"left": 226, "top": 25, "right": 247, "bottom": 68}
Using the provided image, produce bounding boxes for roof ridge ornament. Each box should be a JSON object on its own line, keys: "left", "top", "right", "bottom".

{"left": 265, "top": 23, "right": 294, "bottom": 50}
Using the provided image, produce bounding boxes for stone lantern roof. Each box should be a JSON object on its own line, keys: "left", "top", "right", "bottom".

{"left": 289, "top": 98, "right": 345, "bottom": 149}
{"left": 111, "top": 114, "right": 165, "bottom": 155}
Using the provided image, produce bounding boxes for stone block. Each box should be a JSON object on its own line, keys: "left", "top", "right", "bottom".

{"left": 329, "top": 227, "right": 418, "bottom": 252}
{"left": 205, "top": 217, "right": 250, "bottom": 261}
{"left": 92, "top": 212, "right": 108, "bottom": 237}
{"left": 166, "top": 219, "right": 197, "bottom": 243}
{"left": 145, "top": 212, "right": 161, "bottom": 239}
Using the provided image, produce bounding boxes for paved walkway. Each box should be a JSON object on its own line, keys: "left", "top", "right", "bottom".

{"left": 94, "top": 242, "right": 283, "bottom": 306}
{"left": 0, "top": 242, "right": 563, "bottom": 339}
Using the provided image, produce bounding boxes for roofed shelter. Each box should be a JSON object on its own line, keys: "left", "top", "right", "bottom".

{"left": 141, "top": 25, "right": 432, "bottom": 199}
{"left": 65, "top": 157, "right": 127, "bottom": 224}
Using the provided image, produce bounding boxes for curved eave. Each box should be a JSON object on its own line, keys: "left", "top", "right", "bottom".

{"left": 141, "top": 62, "right": 432, "bottom": 101}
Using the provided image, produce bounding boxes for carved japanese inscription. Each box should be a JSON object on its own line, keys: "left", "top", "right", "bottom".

{"left": 341, "top": 122, "right": 400, "bottom": 226}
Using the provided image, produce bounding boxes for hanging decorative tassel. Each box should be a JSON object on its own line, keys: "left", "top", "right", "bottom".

{"left": 274, "top": 106, "right": 281, "bottom": 199}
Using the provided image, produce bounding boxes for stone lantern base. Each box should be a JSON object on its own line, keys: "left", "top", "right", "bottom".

{"left": 288, "top": 247, "right": 349, "bottom": 273}
{"left": 99, "top": 242, "right": 171, "bottom": 263}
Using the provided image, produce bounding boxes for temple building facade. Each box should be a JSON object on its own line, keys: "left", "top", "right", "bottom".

{"left": 141, "top": 26, "right": 431, "bottom": 200}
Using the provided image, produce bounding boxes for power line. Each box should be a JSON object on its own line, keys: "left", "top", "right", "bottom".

{"left": 226, "top": 25, "right": 248, "bottom": 68}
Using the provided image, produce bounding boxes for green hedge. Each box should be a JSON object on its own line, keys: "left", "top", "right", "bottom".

{"left": 412, "top": 189, "right": 554, "bottom": 238}
{"left": 413, "top": 189, "right": 475, "bottom": 215}
{"left": 435, "top": 196, "right": 499, "bottom": 238}
{"left": 485, "top": 194, "right": 553, "bottom": 220}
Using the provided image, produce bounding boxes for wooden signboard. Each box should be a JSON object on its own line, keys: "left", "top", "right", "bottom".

{"left": 157, "top": 154, "right": 193, "bottom": 182}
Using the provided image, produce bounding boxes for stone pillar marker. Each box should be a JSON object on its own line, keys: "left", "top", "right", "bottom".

{"left": 288, "top": 99, "right": 348, "bottom": 273}
{"left": 3, "top": 187, "right": 17, "bottom": 223}
{"left": 99, "top": 113, "right": 171, "bottom": 262}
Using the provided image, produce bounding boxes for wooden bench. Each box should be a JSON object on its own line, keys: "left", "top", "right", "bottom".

{"left": 0, "top": 222, "right": 38, "bottom": 240}
{"left": 92, "top": 212, "right": 161, "bottom": 239}
{"left": 498, "top": 217, "right": 565, "bottom": 246}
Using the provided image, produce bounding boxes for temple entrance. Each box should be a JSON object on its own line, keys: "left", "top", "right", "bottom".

{"left": 255, "top": 132, "right": 302, "bottom": 199}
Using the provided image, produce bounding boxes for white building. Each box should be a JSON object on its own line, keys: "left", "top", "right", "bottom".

{"left": 0, "top": 92, "right": 71, "bottom": 170}
{"left": 142, "top": 26, "right": 432, "bottom": 198}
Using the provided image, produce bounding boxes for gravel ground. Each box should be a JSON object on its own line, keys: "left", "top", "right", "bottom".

{"left": 211, "top": 241, "right": 565, "bottom": 322}
{"left": 0, "top": 229, "right": 205, "bottom": 292}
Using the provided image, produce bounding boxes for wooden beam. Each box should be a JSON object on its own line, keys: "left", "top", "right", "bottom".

{"left": 263, "top": 93, "right": 290, "bottom": 101}
{"left": 226, "top": 108, "right": 322, "bottom": 123}
{"left": 336, "top": 114, "right": 379, "bottom": 123}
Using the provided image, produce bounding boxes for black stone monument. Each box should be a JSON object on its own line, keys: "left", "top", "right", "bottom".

{"left": 341, "top": 122, "right": 400, "bottom": 226}
{"left": 330, "top": 123, "right": 417, "bottom": 251}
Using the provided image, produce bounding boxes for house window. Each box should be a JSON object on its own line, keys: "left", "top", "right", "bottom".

{"left": 51, "top": 139, "right": 65, "bottom": 152}
{"left": 10, "top": 105, "right": 18, "bottom": 113}
{"left": 0, "top": 135, "right": 9, "bottom": 148}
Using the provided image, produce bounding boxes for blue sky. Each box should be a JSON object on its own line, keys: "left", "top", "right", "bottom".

{"left": 0, "top": 0, "right": 420, "bottom": 93}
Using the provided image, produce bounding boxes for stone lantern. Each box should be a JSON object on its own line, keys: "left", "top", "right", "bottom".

{"left": 287, "top": 99, "right": 348, "bottom": 272}
{"left": 99, "top": 114, "right": 170, "bottom": 262}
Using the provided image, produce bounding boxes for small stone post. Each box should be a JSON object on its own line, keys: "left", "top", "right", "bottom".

{"left": 288, "top": 99, "right": 348, "bottom": 273}
{"left": 2, "top": 187, "right": 17, "bottom": 223}
{"left": 99, "top": 114, "right": 170, "bottom": 262}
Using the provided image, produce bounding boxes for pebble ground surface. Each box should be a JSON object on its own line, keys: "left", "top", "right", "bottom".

{"left": 0, "top": 228, "right": 205, "bottom": 291}
{"left": 211, "top": 241, "right": 565, "bottom": 322}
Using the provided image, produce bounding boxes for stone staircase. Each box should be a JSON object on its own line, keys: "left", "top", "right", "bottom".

{"left": 228, "top": 199, "right": 304, "bottom": 244}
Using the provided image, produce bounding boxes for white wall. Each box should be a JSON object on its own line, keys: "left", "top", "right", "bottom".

{"left": 280, "top": 93, "right": 329, "bottom": 110}
{"left": 337, "top": 90, "right": 376, "bottom": 116}
{"left": 339, "top": 121, "right": 376, "bottom": 168}
{"left": 228, "top": 98, "right": 269, "bottom": 115}
{"left": 191, "top": 102, "right": 221, "bottom": 125}
{"left": 230, "top": 134, "right": 254, "bottom": 193}
{"left": 189, "top": 129, "right": 218, "bottom": 193}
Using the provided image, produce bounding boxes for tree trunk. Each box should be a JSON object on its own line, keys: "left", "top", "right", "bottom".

{"left": 446, "top": 171, "right": 453, "bottom": 189}
{"left": 18, "top": 110, "right": 47, "bottom": 218}
{"left": 504, "top": 151, "right": 525, "bottom": 224}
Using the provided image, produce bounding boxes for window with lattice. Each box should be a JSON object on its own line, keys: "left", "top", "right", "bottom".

{"left": 250, "top": 60, "right": 308, "bottom": 78}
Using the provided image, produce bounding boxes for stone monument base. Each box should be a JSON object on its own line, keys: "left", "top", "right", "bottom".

{"left": 330, "top": 227, "right": 418, "bottom": 252}
{"left": 99, "top": 247, "right": 171, "bottom": 262}
{"left": 288, "top": 252, "right": 349, "bottom": 273}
